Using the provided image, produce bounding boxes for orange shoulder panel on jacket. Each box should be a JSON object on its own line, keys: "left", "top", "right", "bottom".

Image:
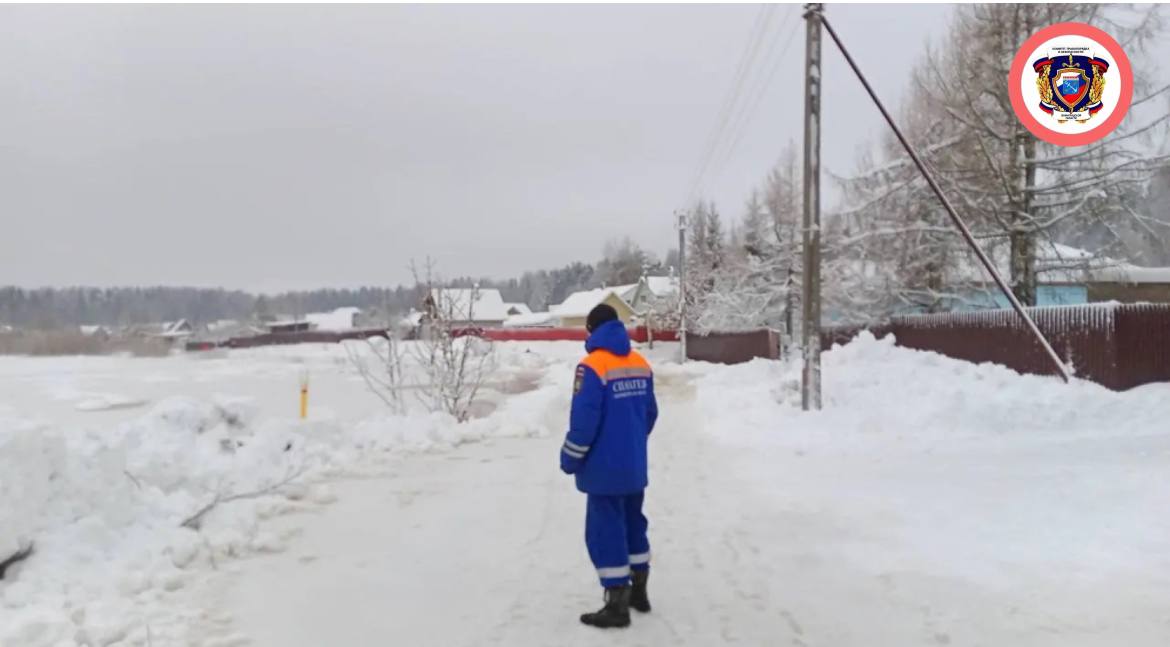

{"left": 580, "top": 349, "right": 652, "bottom": 383}
{"left": 579, "top": 351, "right": 612, "bottom": 378}
{"left": 625, "top": 350, "right": 652, "bottom": 370}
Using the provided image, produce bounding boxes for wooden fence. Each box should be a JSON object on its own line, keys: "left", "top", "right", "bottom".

{"left": 823, "top": 303, "right": 1170, "bottom": 391}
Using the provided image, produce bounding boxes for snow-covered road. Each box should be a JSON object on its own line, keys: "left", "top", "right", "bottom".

{"left": 211, "top": 355, "right": 1170, "bottom": 647}
{"left": 5, "top": 337, "right": 1170, "bottom": 646}
{"left": 214, "top": 373, "right": 801, "bottom": 646}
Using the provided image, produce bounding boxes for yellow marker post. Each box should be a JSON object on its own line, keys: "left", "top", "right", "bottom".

{"left": 299, "top": 372, "right": 309, "bottom": 420}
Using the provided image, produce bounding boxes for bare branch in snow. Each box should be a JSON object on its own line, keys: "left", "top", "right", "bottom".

{"left": 180, "top": 465, "right": 307, "bottom": 531}
{"left": 0, "top": 542, "right": 34, "bottom": 580}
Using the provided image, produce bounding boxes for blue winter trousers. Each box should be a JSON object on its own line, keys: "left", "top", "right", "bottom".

{"left": 585, "top": 491, "right": 650, "bottom": 588}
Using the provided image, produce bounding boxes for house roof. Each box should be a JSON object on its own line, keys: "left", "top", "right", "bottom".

{"left": 400, "top": 310, "right": 425, "bottom": 327}
{"left": 430, "top": 288, "right": 510, "bottom": 322}
{"left": 643, "top": 276, "right": 680, "bottom": 296}
{"left": 306, "top": 306, "right": 362, "bottom": 331}
{"left": 551, "top": 288, "right": 633, "bottom": 318}
{"left": 155, "top": 319, "right": 193, "bottom": 338}
{"left": 266, "top": 319, "right": 314, "bottom": 330}
{"left": 206, "top": 319, "right": 241, "bottom": 332}
{"left": 615, "top": 276, "right": 680, "bottom": 303}
{"left": 504, "top": 302, "right": 533, "bottom": 316}
{"left": 1089, "top": 264, "right": 1170, "bottom": 284}
{"left": 612, "top": 283, "right": 639, "bottom": 300}
{"left": 503, "top": 312, "right": 558, "bottom": 327}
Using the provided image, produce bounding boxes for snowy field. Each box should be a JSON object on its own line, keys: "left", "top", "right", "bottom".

{"left": 2, "top": 335, "right": 1170, "bottom": 646}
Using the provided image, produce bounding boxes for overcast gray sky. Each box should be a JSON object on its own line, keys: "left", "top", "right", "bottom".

{"left": 0, "top": 4, "right": 955, "bottom": 292}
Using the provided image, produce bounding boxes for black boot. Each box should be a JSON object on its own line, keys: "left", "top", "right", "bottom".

{"left": 630, "top": 570, "right": 651, "bottom": 613}
{"left": 580, "top": 585, "right": 631, "bottom": 628}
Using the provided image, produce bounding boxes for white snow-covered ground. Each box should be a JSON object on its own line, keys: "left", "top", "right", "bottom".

{"left": 3, "top": 334, "right": 1170, "bottom": 646}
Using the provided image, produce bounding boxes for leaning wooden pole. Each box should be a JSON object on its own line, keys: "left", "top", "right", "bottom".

{"left": 819, "top": 13, "right": 1071, "bottom": 383}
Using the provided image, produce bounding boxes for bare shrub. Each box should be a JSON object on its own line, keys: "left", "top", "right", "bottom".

{"left": 412, "top": 262, "right": 497, "bottom": 422}
{"left": 345, "top": 259, "right": 497, "bottom": 422}
{"left": 343, "top": 334, "right": 406, "bottom": 415}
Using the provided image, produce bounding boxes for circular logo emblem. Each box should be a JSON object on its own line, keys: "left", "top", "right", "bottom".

{"left": 1009, "top": 22, "right": 1132, "bottom": 147}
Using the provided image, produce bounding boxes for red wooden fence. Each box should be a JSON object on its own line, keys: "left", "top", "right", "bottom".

{"left": 823, "top": 303, "right": 1170, "bottom": 391}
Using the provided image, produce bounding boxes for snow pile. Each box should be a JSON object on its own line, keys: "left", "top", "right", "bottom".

{"left": 0, "top": 398, "right": 309, "bottom": 646}
{"left": 678, "top": 331, "right": 1170, "bottom": 638}
{"left": 686, "top": 331, "right": 1170, "bottom": 443}
{"left": 0, "top": 341, "right": 578, "bottom": 647}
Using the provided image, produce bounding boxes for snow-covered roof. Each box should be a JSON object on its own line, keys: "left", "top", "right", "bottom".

{"left": 504, "top": 302, "right": 533, "bottom": 316}
{"left": 643, "top": 276, "right": 680, "bottom": 296}
{"left": 155, "top": 320, "right": 193, "bottom": 338}
{"left": 551, "top": 288, "right": 632, "bottom": 318}
{"left": 503, "top": 312, "right": 558, "bottom": 328}
{"left": 616, "top": 276, "right": 680, "bottom": 303}
{"left": 206, "top": 319, "right": 241, "bottom": 332}
{"left": 1089, "top": 264, "right": 1170, "bottom": 284}
{"left": 306, "top": 307, "right": 362, "bottom": 331}
{"left": 79, "top": 325, "right": 110, "bottom": 336}
{"left": 947, "top": 242, "right": 1117, "bottom": 285}
{"left": 266, "top": 318, "right": 313, "bottom": 329}
{"left": 430, "top": 288, "right": 510, "bottom": 322}
{"left": 400, "top": 310, "right": 425, "bottom": 327}
{"left": 613, "top": 283, "right": 639, "bottom": 301}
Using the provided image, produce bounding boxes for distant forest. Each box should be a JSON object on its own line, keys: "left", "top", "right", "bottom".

{"left": 1, "top": 239, "right": 675, "bottom": 329}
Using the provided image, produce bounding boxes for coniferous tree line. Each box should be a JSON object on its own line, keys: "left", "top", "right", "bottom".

{"left": 0, "top": 238, "right": 675, "bottom": 329}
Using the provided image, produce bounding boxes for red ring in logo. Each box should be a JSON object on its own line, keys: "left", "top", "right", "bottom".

{"left": 1008, "top": 22, "right": 1132, "bottom": 147}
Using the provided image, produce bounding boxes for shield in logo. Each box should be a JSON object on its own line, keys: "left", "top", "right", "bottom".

{"left": 1054, "top": 68, "right": 1088, "bottom": 107}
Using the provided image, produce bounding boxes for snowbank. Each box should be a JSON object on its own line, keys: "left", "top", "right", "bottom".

{"left": 683, "top": 331, "right": 1170, "bottom": 444}
{"left": 0, "top": 341, "right": 577, "bottom": 646}
{"left": 678, "top": 332, "right": 1170, "bottom": 627}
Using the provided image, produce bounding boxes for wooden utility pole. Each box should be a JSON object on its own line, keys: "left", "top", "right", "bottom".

{"left": 677, "top": 210, "right": 688, "bottom": 362}
{"left": 801, "top": 3, "right": 824, "bottom": 411}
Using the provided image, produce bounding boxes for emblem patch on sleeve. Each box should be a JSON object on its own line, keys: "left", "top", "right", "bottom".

{"left": 573, "top": 365, "right": 585, "bottom": 395}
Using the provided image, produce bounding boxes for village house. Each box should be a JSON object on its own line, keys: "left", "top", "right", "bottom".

{"left": 196, "top": 319, "right": 266, "bottom": 343}
{"left": 1085, "top": 264, "right": 1170, "bottom": 303}
{"left": 503, "top": 311, "right": 558, "bottom": 328}
{"left": 550, "top": 288, "right": 635, "bottom": 328}
{"left": 951, "top": 244, "right": 1170, "bottom": 308}
{"left": 265, "top": 319, "right": 314, "bottom": 334}
{"left": 306, "top": 306, "right": 363, "bottom": 331}
{"left": 504, "top": 302, "right": 532, "bottom": 317}
{"left": 614, "top": 275, "right": 680, "bottom": 316}
{"left": 859, "top": 243, "right": 1170, "bottom": 314}
{"left": 124, "top": 319, "right": 194, "bottom": 341}
{"left": 425, "top": 288, "right": 510, "bottom": 327}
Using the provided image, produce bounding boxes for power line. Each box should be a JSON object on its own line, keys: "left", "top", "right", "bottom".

{"left": 685, "top": 4, "right": 777, "bottom": 206}
{"left": 713, "top": 9, "right": 802, "bottom": 180}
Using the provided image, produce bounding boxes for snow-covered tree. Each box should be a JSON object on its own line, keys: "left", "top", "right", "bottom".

{"left": 689, "top": 146, "right": 803, "bottom": 335}
{"left": 597, "top": 237, "right": 658, "bottom": 287}
{"left": 684, "top": 201, "right": 723, "bottom": 315}
{"left": 833, "top": 3, "right": 1169, "bottom": 316}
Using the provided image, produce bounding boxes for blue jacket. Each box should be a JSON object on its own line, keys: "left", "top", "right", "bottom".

{"left": 560, "top": 320, "right": 658, "bottom": 495}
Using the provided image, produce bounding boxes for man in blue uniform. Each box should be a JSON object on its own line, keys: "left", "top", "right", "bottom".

{"left": 560, "top": 304, "right": 658, "bottom": 629}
